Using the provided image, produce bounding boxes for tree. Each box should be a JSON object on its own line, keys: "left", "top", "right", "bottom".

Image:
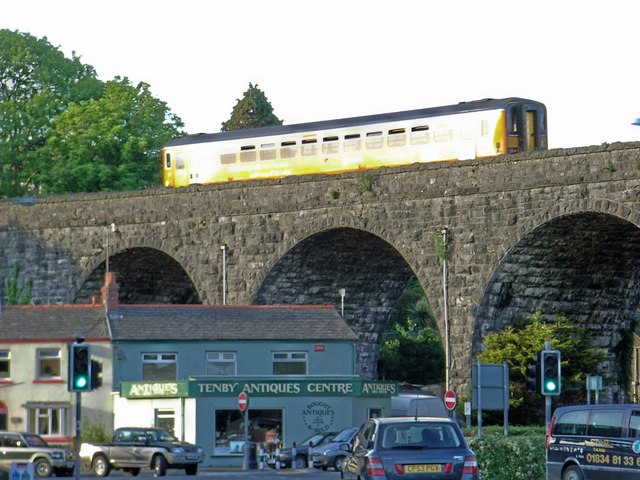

{"left": 478, "top": 310, "right": 608, "bottom": 424}
{"left": 221, "top": 83, "right": 282, "bottom": 131}
{"left": 377, "top": 278, "right": 444, "bottom": 385}
{"left": 0, "top": 29, "right": 103, "bottom": 197}
{"left": 39, "top": 77, "right": 183, "bottom": 194}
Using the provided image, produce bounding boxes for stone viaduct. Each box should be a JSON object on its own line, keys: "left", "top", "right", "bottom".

{"left": 1, "top": 142, "right": 640, "bottom": 390}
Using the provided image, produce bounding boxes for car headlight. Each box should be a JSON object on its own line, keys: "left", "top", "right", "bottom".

{"left": 280, "top": 452, "right": 290, "bottom": 460}
{"left": 51, "top": 452, "right": 63, "bottom": 460}
{"left": 197, "top": 447, "right": 204, "bottom": 454}
{"left": 171, "top": 447, "right": 185, "bottom": 454}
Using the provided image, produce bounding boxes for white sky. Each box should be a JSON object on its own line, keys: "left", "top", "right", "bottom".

{"left": 4, "top": 0, "right": 640, "bottom": 148}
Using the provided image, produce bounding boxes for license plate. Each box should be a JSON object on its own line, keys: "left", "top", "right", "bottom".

{"left": 405, "top": 464, "right": 443, "bottom": 473}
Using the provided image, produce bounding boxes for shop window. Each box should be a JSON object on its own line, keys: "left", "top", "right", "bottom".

{"left": 272, "top": 352, "right": 307, "bottom": 375}
{"left": 0, "top": 351, "right": 10, "bottom": 379}
{"left": 142, "top": 353, "right": 177, "bottom": 381}
{"left": 37, "top": 349, "right": 60, "bottom": 379}
{"left": 155, "top": 409, "right": 176, "bottom": 436}
{"left": 0, "top": 402, "right": 7, "bottom": 430}
{"left": 27, "top": 405, "right": 66, "bottom": 436}
{"left": 214, "top": 409, "right": 282, "bottom": 455}
{"left": 206, "top": 352, "right": 236, "bottom": 375}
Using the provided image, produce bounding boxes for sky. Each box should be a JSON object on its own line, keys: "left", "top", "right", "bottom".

{"left": 4, "top": 0, "right": 640, "bottom": 149}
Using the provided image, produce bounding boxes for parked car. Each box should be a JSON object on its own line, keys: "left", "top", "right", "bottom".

{"left": 0, "top": 431, "right": 75, "bottom": 478}
{"left": 268, "top": 431, "right": 337, "bottom": 469}
{"left": 391, "top": 393, "right": 448, "bottom": 417}
{"left": 341, "top": 417, "right": 479, "bottom": 480}
{"left": 312, "top": 426, "right": 358, "bottom": 471}
{"left": 79, "top": 427, "right": 204, "bottom": 477}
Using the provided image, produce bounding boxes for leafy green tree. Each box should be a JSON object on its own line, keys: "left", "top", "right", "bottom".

{"left": 377, "top": 278, "right": 444, "bottom": 385}
{"left": 0, "top": 29, "right": 103, "bottom": 197}
{"left": 378, "top": 318, "right": 445, "bottom": 385}
{"left": 221, "top": 83, "right": 282, "bottom": 131}
{"left": 478, "top": 310, "right": 608, "bottom": 424}
{"left": 39, "top": 77, "right": 183, "bottom": 193}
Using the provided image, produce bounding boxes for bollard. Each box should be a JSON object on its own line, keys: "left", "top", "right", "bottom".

{"left": 291, "top": 442, "right": 297, "bottom": 469}
{"left": 275, "top": 443, "right": 281, "bottom": 470}
{"left": 258, "top": 443, "right": 264, "bottom": 470}
{"left": 308, "top": 441, "right": 314, "bottom": 469}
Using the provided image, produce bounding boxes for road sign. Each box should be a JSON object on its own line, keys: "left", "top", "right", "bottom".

{"left": 444, "top": 390, "right": 457, "bottom": 410}
{"left": 238, "top": 392, "right": 249, "bottom": 412}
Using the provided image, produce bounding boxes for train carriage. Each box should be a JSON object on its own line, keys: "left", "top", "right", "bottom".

{"left": 162, "top": 97, "right": 547, "bottom": 188}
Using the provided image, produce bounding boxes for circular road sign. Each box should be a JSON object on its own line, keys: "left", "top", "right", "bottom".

{"left": 444, "top": 390, "right": 457, "bottom": 411}
{"left": 238, "top": 392, "right": 249, "bottom": 412}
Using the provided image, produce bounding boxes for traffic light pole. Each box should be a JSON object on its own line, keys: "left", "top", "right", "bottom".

{"left": 544, "top": 340, "right": 552, "bottom": 431}
{"left": 75, "top": 391, "right": 81, "bottom": 480}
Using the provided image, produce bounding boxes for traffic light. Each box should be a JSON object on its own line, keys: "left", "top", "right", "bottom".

{"left": 69, "top": 343, "right": 91, "bottom": 392}
{"left": 91, "top": 360, "right": 103, "bottom": 390}
{"left": 525, "top": 353, "right": 540, "bottom": 393}
{"left": 541, "top": 349, "right": 561, "bottom": 395}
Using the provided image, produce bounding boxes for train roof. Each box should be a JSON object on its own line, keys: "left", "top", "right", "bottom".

{"left": 165, "top": 97, "right": 545, "bottom": 147}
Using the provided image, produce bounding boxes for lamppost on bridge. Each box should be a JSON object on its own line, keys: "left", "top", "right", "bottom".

{"left": 221, "top": 244, "right": 227, "bottom": 305}
{"left": 338, "top": 288, "right": 346, "bottom": 317}
{"left": 438, "top": 228, "right": 451, "bottom": 392}
{"left": 105, "top": 223, "right": 116, "bottom": 274}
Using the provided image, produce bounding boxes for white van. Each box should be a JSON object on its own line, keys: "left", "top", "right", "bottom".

{"left": 390, "top": 393, "right": 448, "bottom": 418}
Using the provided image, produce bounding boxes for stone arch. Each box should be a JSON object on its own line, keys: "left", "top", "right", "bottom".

{"left": 74, "top": 246, "right": 201, "bottom": 304}
{"left": 252, "top": 226, "right": 424, "bottom": 378}
{"left": 474, "top": 206, "right": 640, "bottom": 369}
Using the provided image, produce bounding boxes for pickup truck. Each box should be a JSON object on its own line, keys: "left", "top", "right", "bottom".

{"left": 79, "top": 427, "right": 204, "bottom": 477}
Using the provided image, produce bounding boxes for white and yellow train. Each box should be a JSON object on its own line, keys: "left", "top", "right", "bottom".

{"left": 162, "top": 97, "right": 547, "bottom": 188}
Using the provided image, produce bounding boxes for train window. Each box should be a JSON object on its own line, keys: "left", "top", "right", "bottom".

{"left": 322, "top": 136, "right": 339, "bottom": 154}
{"left": 410, "top": 125, "right": 430, "bottom": 145}
{"left": 481, "top": 120, "right": 490, "bottom": 137}
{"left": 344, "top": 134, "right": 361, "bottom": 152}
{"left": 434, "top": 128, "right": 453, "bottom": 143}
{"left": 260, "top": 143, "right": 276, "bottom": 161}
{"left": 165, "top": 153, "right": 171, "bottom": 168}
{"left": 176, "top": 153, "right": 186, "bottom": 169}
{"left": 388, "top": 128, "right": 406, "bottom": 147}
{"left": 366, "top": 131, "right": 383, "bottom": 150}
{"left": 240, "top": 145, "right": 257, "bottom": 163}
{"left": 301, "top": 139, "right": 318, "bottom": 156}
{"left": 281, "top": 141, "right": 297, "bottom": 159}
{"left": 220, "top": 153, "right": 236, "bottom": 165}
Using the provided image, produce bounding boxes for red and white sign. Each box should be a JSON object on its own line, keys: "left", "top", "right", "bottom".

{"left": 444, "top": 390, "right": 457, "bottom": 411}
{"left": 238, "top": 392, "right": 249, "bottom": 412}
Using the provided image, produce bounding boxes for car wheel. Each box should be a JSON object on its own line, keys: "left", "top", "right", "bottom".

{"left": 153, "top": 455, "right": 168, "bottom": 477}
{"left": 563, "top": 465, "right": 584, "bottom": 480}
{"left": 185, "top": 464, "right": 198, "bottom": 476}
{"left": 293, "top": 454, "right": 307, "bottom": 469}
{"left": 34, "top": 458, "right": 52, "bottom": 478}
{"left": 334, "top": 456, "right": 346, "bottom": 471}
{"left": 123, "top": 468, "right": 140, "bottom": 476}
{"left": 93, "top": 455, "right": 111, "bottom": 477}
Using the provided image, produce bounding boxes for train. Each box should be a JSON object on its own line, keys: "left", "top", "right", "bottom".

{"left": 162, "top": 97, "right": 547, "bottom": 188}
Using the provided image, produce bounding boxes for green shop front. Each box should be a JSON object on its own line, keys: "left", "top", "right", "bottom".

{"left": 118, "top": 377, "right": 397, "bottom": 467}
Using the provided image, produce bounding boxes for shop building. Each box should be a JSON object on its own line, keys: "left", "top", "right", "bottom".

{"left": 107, "top": 285, "right": 396, "bottom": 467}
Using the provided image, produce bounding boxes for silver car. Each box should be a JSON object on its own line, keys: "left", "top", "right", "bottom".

{"left": 0, "top": 432, "right": 74, "bottom": 478}
{"left": 341, "top": 417, "right": 479, "bottom": 480}
{"left": 312, "top": 426, "right": 358, "bottom": 471}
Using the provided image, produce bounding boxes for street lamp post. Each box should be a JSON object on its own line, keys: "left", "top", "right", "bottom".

{"left": 221, "top": 245, "right": 227, "bottom": 305}
{"left": 338, "top": 289, "right": 346, "bottom": 317}
{"left": 441, "top": 228, "right": 450, "bottom": 392}
{"left": 105, "top": 223, "right": 116, "bottom": 274}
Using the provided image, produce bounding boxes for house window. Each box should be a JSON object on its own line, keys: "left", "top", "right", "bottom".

{"left": 142, "top": 353, "right": 177, "bottom": 381}
{"left": 206, "top": 352, "right": 236, "bottom": 375}
{"left": 37, "top": 349, "right": 60, "bottom": 379}
{"left": 272, "top": 352, "right": 307, "bottom": 375}
{"left": 27, "top": 405, "right": 66, "bottom": 436}
{"left": 0, "top": 351, "right": 10, "bottom": 379}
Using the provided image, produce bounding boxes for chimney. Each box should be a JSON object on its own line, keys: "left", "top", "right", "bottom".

{"left": 101, "top": 272, "right": 120, "bottom": 312}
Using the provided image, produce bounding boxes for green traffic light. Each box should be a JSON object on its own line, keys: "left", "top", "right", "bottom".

{"left": 545, "top": 380, "right": 557, "bottom": 392}
{"left": 75, "top": 376, "right": 88, "bottom": 389}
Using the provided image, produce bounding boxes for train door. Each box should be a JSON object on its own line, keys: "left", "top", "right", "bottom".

{"left": 164, "top": 150, "right": 190, "bottom": 187}
{"left": 506, "top": 102, "right": 547, "bottom": 153}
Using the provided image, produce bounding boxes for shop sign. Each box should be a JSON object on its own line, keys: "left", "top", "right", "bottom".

{"left": 190, "top": 379, "right": 397, "bottom": 397}
{"left": 302, "top": 401, "right": 335, "bottom": 432}
{"left": 121, "top": 380, "right": 189, "bottom": 398}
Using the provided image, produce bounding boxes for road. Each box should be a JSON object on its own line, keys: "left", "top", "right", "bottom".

{"left": 74, "top": 468, "right": 341, "bottom": 480}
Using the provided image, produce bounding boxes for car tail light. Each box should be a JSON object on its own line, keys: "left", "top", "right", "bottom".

{"left": 462, "top": 455, "right": 478, "bottom": 475}
{"left": 546, "top": 417, "right": 555, "bottom": 449}
{"left": 366, "top": 456, "right": 386, "bottom": 478}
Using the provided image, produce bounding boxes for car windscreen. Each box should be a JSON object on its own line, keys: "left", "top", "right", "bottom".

{"left": 379, "top": 423, "right": 462, "bottom": 450}
{"left": 146, "top": 430, "right": 177, "bottom": 442}
{"left": 333, "top": 427, "right": 357, "bottom": 443}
